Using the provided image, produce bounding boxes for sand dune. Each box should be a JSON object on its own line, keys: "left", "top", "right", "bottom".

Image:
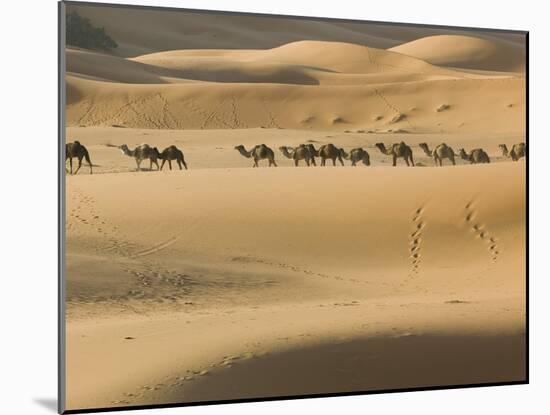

{"left": 390, "top": 35, "right": 526, "bottom": 72}
{"left": 66, "top": 35, "right": 525, "bottom": 134}
{"left": 68, "top": 3, "right": 525, "bottom": 57}
{"left": 69, "top": 40, "right": 506, "bottom": 86}
{"left": 66, "top": 73, "right": 525, "bottom": 133}
{"left": 131, "top": 40, "right": 499, "bottom": 81}
{"left": 65, "top": 162, "right": 525, "bottom": 409}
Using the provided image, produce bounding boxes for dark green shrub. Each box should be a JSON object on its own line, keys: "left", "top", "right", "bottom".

{"left": 66, "top": 11, "right": 118, "bottom": 51}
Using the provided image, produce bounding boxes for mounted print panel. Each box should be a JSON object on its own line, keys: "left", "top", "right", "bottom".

{"left": 59, "top": 1, "right": 527, "bottom": 413}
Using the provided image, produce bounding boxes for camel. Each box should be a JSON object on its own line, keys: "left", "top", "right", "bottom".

{"left": 499, "top": 143, "right": 526, "bottom": 161}
{"left": 279, "top": 145, "right": 315, "bottom": 166}
{"left": 304, "top": 144, "right": 319, "bottom": 165}
{"left": 343, "top": 147, "right": 371, "bottom": 166}
{"left": 307, "top": 143, "right": 344, "bottom": 166}
{"left": 419, "top": 142, "right": 456, "bottom": 166}
{"left": 375, "top": 142, "right": 415, "bottom": 166}
{"left": 66, "top": 141, "right": 92, "bottom": 174}
{"left": 119, "top": 144, "right": 160, "bottom": 171}
{"left": 234, "top": 144, "right": 277, "bottom": 167}
{"left": 154, "top": 145, "right": 188, "bottom": 170}
{"left": 458, "top": 148, "right": 490, "bottom": 164}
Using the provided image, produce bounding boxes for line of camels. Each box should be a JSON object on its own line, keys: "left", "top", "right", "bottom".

{"left": 65, "top": 140, "right": 526, "bottom": 174}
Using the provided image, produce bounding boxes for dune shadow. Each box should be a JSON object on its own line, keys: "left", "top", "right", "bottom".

{"left": 170, "top": 331, "right": 526, "bottom": 404}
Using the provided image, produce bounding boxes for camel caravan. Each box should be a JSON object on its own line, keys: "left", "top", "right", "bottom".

{"left": 65, "top": 140, "right": 526, "bottom": 174}
{"left": 119, "top": 144, "right": 188, "bottom": 171}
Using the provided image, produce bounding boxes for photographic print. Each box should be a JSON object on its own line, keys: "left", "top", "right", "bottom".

{"left": 60, "top": 1, "right": 527, "bottom": 412}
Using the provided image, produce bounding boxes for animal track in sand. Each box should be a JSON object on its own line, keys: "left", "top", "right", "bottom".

{"left": 129, "top": 236, "right": 180, "bottom": 258}
{"left": 128, "top": 351, "right": 263, "bottom": 401}
{"left": 67, "top": 189, "right": 109, "bottom": 240}
{"left": 408, "top": 206, "right": 425, "bottom": 277}
{"left": 464, "top": 200, "right": 500, "bottom": 263}
{"left": 231, "top": 256, "right": 369, "bottom": 285}
{"left": 261, "top": 100, "right": 282, "bottom": 128}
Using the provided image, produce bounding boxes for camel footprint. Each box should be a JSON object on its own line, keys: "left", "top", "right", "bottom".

{"left": 465, "top": 201, "right": 500, "bottom": 262}
{"left": 408, "top": 207, "right": 425, "bottom": 276}
{"left": 234, "top": 256, "right": 367, "bottom": 285}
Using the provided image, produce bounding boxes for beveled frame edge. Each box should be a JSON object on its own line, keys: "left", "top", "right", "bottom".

{"left": 59, "top": 1, "right": 67, "bottom": 413}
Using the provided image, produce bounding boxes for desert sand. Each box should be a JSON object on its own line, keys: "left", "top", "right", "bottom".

{"left": 64, "top": 3, "right": 526, "bottom": 411}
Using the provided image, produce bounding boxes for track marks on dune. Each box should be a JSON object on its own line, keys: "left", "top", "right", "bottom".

{"left": 464, "top": 200, "right": 500, "bottom": 263}
{"left": 67, "top": 187, "right": 145, "bottom": 258}
{"left": 73, "top": 93, "right": 188, "bottom": 129}
{"left": 372, "top": 87, "right": 414, "bottom": 130}
{"left": 121, "top": 259, "right": 196, "bottom": 301}
{"left": 408, "top": 207, "right": 426, "bottom": 277}
{"left": 120, "top": 350, "right": 264, "bottom": 405}
{"left": 261, "top": 100, "right": 282, "bottom": 129}
{"left": 181, "top": 98, "right": 236, "bottom": 130}
{"left": 231, "top": 256, "right": 368, "bottom": 285}
{"left": 230, "top": 95, "right": 248, "bottom": 129}
{"left": 129, "top": 236, "right": 181, "bottom": 259}
{"left": 67, "top": 188, "right": 110, "bottom": 240}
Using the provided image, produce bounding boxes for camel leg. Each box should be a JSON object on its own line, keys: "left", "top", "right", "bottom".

{"left": 410, "top": 155, "right": 415, "bottom": 167}
{"left": 182, "top": 159, "right": 188, "bottom": 170}
{"left": 405, "top": 157, "right": 410, "bottom": 167}
{"left": 168, "top": 160, "right": 172, "bottom": 170}
{"left": 74, "top": 156, "right": 82, "bottom": 174}
{"left": 451, "top": 155, "right": 456, "bottom": 166}
{"left": 136, "top": 159, "right": 141, "bottom": 171}
{"left": 177, "top": 160, "right": 182, "bottom": 170}
{"left": 392, "top": 155, "right": 397, "bottom": 167}
{"left": 338, "top": 156, "right": 344, "bottom": 166}
{"left": 305, "top": 159, "right": 310, "bottom": 167}
{"left": 69, "top": 157, "right": 73, "bottom": 174}
{"left": 332, "top": 158, "right": 336, "bottom": 166}
{"left": 272, "top": 158, "right": 277, "bottom": 167}
{"left": 311, "top": 158, "right": 316, "bottom": 166}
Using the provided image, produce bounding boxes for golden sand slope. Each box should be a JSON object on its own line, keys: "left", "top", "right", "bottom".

{"left": 65, "top": 162, "right": 525, "bottom": 410}
{"left": 66, "top": 74, "right": 524, "bottom": 133}
{"left": 389, "top": 35, "right": 526, "bottom": 73}
{"left": 65, "top": 36, "right": 525, "bottom": 133}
